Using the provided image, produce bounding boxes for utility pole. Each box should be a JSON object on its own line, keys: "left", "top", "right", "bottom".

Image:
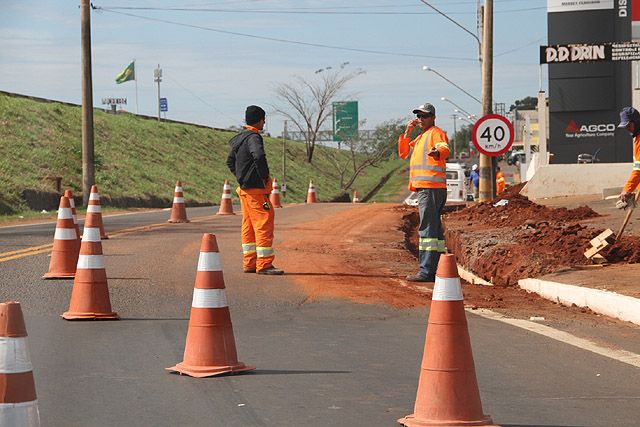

{"left": 451, "top": 114, "right": 458, "bottom": 159}
{"left": 282, "top": 120, "right": 287, "bottom": 197}
{"left": 80, "top": 0, "right": 95, "bottom": 207}
{"left": 479, "top": 0, "right": 494, "bottom": 202}
{"left": 154, "top": 65, "right": 162, "bottom": 122}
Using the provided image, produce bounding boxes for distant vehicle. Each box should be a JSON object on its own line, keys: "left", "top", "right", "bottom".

{"left": 445, "top": 162, "right": 467, "bottom": 203}
{"left": 506, "top": 149, "right": 525, "bottom": 165}
{"left": 577, "top": 148, "right": 601, "bottom": 164}
{"left": 402, "top": 163, "right": 467, "bottom": 206}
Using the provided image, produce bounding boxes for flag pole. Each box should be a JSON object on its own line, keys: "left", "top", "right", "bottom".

{"left": 134, "top": 59, "right": 139, "bottom": 114}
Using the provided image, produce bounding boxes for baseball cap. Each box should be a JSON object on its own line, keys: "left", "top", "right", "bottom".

{"left": 412, "top": 103, "right": 436, "bottom": 116}
{"left": 618, "top": 106, "right": 639, "bottom": 128}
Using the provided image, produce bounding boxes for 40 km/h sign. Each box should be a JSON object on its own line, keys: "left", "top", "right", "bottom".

{"left": 471, "top": 114, "right": 515, "bottom": 157}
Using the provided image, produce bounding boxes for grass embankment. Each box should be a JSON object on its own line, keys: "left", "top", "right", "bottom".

{"left": 0, "top": 92, "right": 404, "bottom": 216}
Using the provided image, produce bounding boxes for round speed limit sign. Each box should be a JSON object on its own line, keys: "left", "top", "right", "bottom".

{"left": 471, "top": 114, "right": 514, "bottom": 157}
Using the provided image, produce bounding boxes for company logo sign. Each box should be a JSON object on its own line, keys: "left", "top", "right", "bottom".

{"left": 565, "top": 120, "right": 616, "bottom": 138}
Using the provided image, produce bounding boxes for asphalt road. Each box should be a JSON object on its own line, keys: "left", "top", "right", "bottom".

{"left": 1, "top": 204, "right": 639, "bottom": 426}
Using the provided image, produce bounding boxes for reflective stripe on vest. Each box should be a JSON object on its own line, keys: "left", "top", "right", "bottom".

{"left": 409, "top": 128, "right": 448, "bottom": 189}
{"left": 634, "top": 161, "right": 640, "bottom": 171}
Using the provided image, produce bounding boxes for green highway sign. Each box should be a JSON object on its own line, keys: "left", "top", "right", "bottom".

{"left": 333, "top": 101, "right": 358, "bottom": 142}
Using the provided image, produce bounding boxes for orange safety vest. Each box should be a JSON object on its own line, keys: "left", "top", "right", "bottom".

{"left": 496, "top": 171, "right": 506, "bottom": 194}
{"left": 398, "top": 126, "right": 450, "bottom": 190}
{"left": 624, "top": 134, "right": 640, "bottom": 193}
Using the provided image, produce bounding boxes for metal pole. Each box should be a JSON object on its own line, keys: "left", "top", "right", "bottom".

{"left": 282, "top": 120, "right": 287, "bottom": 197}
{"left": 156, "top": 64, "right": 161, "bottom": 122}
{"left": 451, "top": 114, "right": 457, "bottom": 159}
{"left": 80, "top": 0, "right": 95, "bottom": 207}
{"left": 479, "top": 0, "right": 494, "bottom": 202}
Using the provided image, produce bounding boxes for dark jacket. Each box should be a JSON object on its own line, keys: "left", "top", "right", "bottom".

{"left": 226, "top": 130, "right": 270, "bottom": 189}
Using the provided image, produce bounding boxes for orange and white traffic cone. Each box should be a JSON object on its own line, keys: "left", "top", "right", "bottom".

{"left": 216, "top": 180, "right": 235, "bottom": 215}
{"left": 42, "top": 196, "right": 79, "bottom": 279}
{"left": 88, "top": 185, "right": 108, "bottom": 240}
{"left": 398, "top": 254, "right": 497, "bottom": 427}
{"left": 352, "top": 191, "right": 359, "bottom": 203}
{"left": 64, "top": 189, "right": 82, "bottom": 246}
{"left": 306, "top": 180, "right": 317, "bottom": 203}
{"left": 0, "top": 301, "right": 41, "bottom": 426}
{"left": 167, "top": 234, "right": 255, "bottom": 377}
{"left": 270, "top": 178, "right": 282, "bottom": 208}
{"left": 168, "top": 181, "right": 190, "bottom": 223}
{"left": 62, "top": 206, "right": 118, "bottom": 320}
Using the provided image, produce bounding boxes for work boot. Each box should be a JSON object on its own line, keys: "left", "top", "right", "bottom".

{"left": 405, "top": 273, "right": 435, "bottom": 282}
{"left": 257, "top": 266, "right": 284, "bottom": 275}
{"left": 243, "top": 268, "right": 256, "bottom": 273}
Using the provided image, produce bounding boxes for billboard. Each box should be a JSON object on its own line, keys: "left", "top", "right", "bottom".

{"left": 547, "top": 1, "right": 631, "bottom": 163}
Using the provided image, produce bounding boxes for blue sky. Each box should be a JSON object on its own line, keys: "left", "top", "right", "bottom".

{"left": 0, "top": 0, "right": 547, "bottom": 138}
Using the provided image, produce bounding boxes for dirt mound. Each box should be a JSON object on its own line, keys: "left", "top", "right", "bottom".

{"left": 423, "top": 187, "right": 640, "bottom": 285}
{"left": 446, "top": 190, "right": 599, "bottom": 229}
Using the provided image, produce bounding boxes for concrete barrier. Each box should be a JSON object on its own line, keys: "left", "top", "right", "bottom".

{"left": 521, "top": 163, "right": 632, "bottom": 200}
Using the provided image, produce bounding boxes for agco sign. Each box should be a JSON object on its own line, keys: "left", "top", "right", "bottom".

{"left": 565, "top": 120, "right": 616, "bottom": 138}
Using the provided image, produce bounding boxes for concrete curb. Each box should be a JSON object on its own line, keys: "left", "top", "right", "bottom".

{"left": 457, "top": 264, "right": 493, "bottom": 287}
{"left": 518, "top": 278, "right": 640, "bottom": 326}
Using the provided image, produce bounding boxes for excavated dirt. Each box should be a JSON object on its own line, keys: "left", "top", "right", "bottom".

{"left": 441, "top": 184, "right": 640, "bottom": 287}
{"left": 277, "top": 203, "right": 625, "bottom": 324}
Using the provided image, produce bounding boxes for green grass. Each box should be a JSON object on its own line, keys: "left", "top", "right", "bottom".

{"left": 0, "top": 92, "right": 405, "bottom": 214}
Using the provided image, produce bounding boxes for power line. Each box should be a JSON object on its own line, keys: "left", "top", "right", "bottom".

{"left": 98, "top": 5, "right": 545, "bottom": 15}
{"left": 96, "top": 8, "right": 478, "bottom": 62}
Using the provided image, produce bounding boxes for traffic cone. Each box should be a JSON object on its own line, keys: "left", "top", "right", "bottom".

{"left": 88, "top": 185, "right": 108, "bottom": 240}
{"left": 167, "top": 234, "right": 255, "bottom": 377}
{"left": 306, "top": 180, "right": 317, "bottom": 203}
{"left": 352, "top": 190, "right": 359, "bottom": 203}
{"left": 216, "top": 180, "right": 235, "bottom": 215}
{"left": 42, "top": 196, "right": 79, "bottom": 279}
{"left": 62, "top": 206, "right": 118, "bottom": 320}
{"left": 270, "top": 178, "right": 282, "bottom": 208}
{"left": 168, "top": 181, "right": 190, "bottom": 223}
{"left": 398, "top": 254, "right": 498, "bottom": 427}
{"left": 0, "top": 301, "right": 41, "bottom": 426}
{"left": 64, "top": 189, "right": 82, "bottom": 245}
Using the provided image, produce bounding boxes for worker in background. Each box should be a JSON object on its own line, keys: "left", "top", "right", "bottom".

{"left": 226, "top": 105, "right": 284, "bottom": 275}
{"left": 618, "top": 106, "right": 640, "bottom": 207}
{"left": 469, "top": 164, "right": 480, "bottom": 200}
{"left": 398, "top": 102, "right": 450, "bottom": 282}
{"left": 496, "top": 166, "right": 506, "bottom": 195}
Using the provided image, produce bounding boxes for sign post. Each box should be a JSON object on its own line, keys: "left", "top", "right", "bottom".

{"left": 332, "top": 101, "right": 358, "bottom": 143}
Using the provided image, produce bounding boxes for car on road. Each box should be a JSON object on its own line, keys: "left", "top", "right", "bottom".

{"left": 506, "top": 149, "right": 525, "bottom": 165}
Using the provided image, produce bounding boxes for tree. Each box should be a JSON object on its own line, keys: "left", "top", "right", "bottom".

{"left": 452, "top": 124, "right": 473, "bottom": 155}
{"left": 272, "top": 69, "right": 364, "bottom": 163}
{"left": 509, "top": 96, "right": 537, "bottom": 111}
{"left": 319, "top": 119, "right": 402, "bottom": 191}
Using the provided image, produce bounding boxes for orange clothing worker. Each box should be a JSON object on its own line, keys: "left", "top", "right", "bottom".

{"left": 618, "top": 107, "right": 640, "bottom": 207}
{"left": 226, "top": 105, "right": 284, "bottom": 275}
{"left": 496, "top": 166, "right": 506, "bottom": 195}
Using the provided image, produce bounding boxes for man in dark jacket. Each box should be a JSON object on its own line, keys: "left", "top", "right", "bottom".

{"left": 226, "top": 105, "right": 284, "bottom": 275}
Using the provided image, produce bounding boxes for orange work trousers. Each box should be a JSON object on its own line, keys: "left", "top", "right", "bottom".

{"left": 238, "top": 190, "right": 275, "bottom": 272}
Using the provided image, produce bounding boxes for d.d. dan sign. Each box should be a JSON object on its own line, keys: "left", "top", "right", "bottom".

{"left": 540, "top": 42, "right": 640, "bottom": 63}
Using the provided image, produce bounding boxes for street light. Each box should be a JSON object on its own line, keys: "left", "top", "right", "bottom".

{"left": 441, "top": 97, "right": 475, "bottom": 118}
{"left": 423, "top": 66, "right": 481, "bottom": 105}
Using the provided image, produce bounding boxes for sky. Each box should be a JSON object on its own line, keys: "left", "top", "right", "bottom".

{"left": 0, "top": 0, "right": 548, "bottom": 139}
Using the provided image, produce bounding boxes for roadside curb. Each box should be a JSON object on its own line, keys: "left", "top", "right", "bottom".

{"left": 518, "top": 278, "right": 640, "bottom": 326}
{"left": 458, "top": 263, "right": 640, "bottom": 326}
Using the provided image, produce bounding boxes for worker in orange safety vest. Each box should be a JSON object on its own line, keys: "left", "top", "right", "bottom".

{"left": 618, "top": 106, "right": 640, "bottom": 207}
{"left": 398, "top": 102, "right": 450, "bottom": 282}
{"left": 496, "top": 166, "right": 506, "bottom": 195}
{"left": 226, "top": 105, "right": 284, "bottom": 275}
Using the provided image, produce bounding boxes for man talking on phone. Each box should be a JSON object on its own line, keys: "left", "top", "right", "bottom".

{"left": 398, "top": 102, "right": 450, "bottom": 282}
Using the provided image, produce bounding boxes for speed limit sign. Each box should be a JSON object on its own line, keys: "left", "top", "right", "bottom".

{"left": 471, "top": 114, "right": 514, "bottom": 157}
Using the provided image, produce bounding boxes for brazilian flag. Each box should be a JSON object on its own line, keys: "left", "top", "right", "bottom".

{"left": 115, "top": 61, "right": 135, "bottom": 84}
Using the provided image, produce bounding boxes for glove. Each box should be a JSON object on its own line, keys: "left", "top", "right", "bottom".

{"left": 617, "top": 192, "right": 636, "bottom": 210}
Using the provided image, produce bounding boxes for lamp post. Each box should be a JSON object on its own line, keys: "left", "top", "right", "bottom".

{"left": 420, "top": 0, "right": 493, "bottom": 201}
{"left": 423, "top": 66, "right": 481, "bottom": 105}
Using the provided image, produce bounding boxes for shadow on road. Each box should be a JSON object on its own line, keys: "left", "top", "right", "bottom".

{"left": 247, "top": 369, "right": 351, "bottom": 376}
